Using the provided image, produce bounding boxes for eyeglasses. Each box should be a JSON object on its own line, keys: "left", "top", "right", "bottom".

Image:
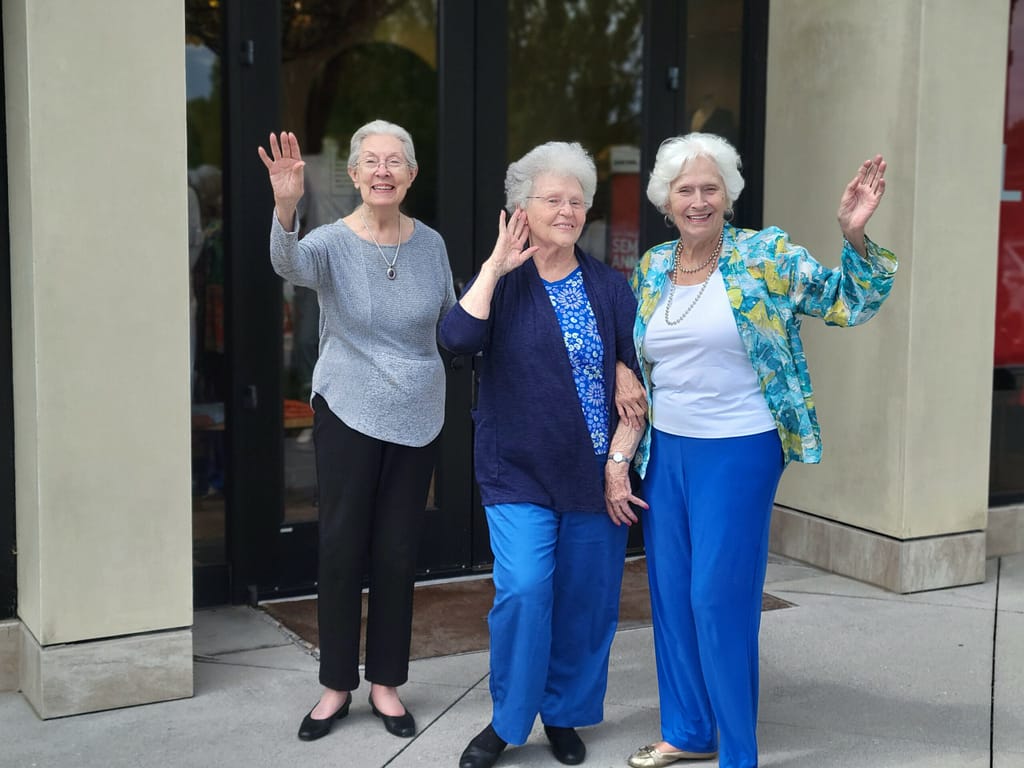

{"left": 525, "top": 196, "right": 589, "bottom": 211}
{"left": 359, "top": 156, "right": 408, "bottom": 171}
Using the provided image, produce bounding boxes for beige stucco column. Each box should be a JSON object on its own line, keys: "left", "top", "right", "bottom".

{"left": 3, "top": 0, "right": 193, "bottom": 715}
{"left": 764, "top": 0, "right": 1009, "bottom": 591}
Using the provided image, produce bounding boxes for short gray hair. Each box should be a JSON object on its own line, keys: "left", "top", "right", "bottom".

{"left": 646, "top": 133, "right": 744, "bottom": 214}
{"left": 346, "top": 119, "right": 418, "bottom": 170}
{"left": 504, "top": 142, "right": 597, "bottom": 211}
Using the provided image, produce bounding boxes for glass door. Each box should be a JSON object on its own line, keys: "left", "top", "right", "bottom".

{"left": 493, "top": 0, "right": 648, "bottom": 555}
{"left": 506, "top": 0, "right": 646, "bottom": 275}
{"left": 467, "top": 0, "right": 757, "bottom": 561}
{"left": 681, "top": 0, "right": 757, "bottom": 226}
{"left": 186, "top": 3, "right": 228, "bottom": 606}
{"left": 274, "top": 0, "right": 445, "bottom": 593}
{"left": 185, "top": 0, "right": 767, "bottom": 603}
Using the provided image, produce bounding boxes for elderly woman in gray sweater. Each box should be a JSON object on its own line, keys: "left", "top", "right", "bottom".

{"left": 258, "top": 120, "right": 456, "bottom": 743}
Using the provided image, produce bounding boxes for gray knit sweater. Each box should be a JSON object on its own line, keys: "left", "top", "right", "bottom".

{"left": 270, "top": 215, "right": 457, "bottom": 447}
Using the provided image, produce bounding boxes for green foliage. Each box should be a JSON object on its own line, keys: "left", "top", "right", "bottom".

{"left": 506, "top": 0, "right": 643, "bottom": 163}
{"left": 186, "top": 54, "right": 222, "bottom": 170}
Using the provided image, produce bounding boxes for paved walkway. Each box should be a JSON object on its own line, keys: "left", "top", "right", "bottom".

{"left": 2, "top": 553, "right": 1021, "bottom": 767}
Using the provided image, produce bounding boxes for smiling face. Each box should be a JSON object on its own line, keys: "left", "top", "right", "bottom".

{"left": 667, "top": 155, "right": 728, "bottom": 244}
{"left": 523, "top": 173, "right": 587, "bottom": 250}
{"left": 348, "top": 134, "right": 417, "bottom": 209}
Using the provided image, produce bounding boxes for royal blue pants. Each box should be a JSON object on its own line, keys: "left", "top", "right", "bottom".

{"left": 643, "top": 428, "right": 783, "bottom": 768}
{"left": 485, "top": 503, "right": 629, "bottom": 745}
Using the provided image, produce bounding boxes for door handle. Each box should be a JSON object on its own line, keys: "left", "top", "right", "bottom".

{"left": 243, "top": 384, "right": 258, "bottom": 410}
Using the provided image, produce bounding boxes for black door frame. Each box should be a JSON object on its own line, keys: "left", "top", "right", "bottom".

{"left": 431, "top": 1, "right": 500, "bottom": 575}
{"left": 437, "top": 1, "right": 510, "bottom": 571}
{"left": 642, "top": 0, "right": 767, "bottom": 247}
{"left": 208, "top": 0, "right": 769, "bottom": 603}
{"left": 216, "top": 0, "right": 487, "bottom": 603}
{"left": 221, "top": 0, "right": 285, "bottom": 605}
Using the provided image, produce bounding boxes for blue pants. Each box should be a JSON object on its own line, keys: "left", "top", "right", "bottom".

{"left": 643, "top": 428, "right": 783, "bottom": 768}
{"left": 485, "top": 503, "right": 629, "bottom": 745}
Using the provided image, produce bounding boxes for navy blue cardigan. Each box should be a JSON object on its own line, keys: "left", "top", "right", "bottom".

{"left": 439, "top": 249, "right": 640, "bottom": 513}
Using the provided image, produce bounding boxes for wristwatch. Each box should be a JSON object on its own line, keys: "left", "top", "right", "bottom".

{"left": 607, "top": 451, "right": 631, "bottom": 464}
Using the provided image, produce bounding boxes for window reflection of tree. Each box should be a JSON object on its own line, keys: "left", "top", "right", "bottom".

{"left": 307, "top": 42, "right": 438, "bottom": 223}
{"left": 186, "top": 0, "right": 438, "bottom": 222}
{"left": 506, "top": 0, "right": 643, "bottom": 160}
{"left": 185, "top": 1, "right": 222, "bottom": 170}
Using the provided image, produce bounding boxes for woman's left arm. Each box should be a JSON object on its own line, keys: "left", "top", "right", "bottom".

{"left": 604, "top": 420, "right": 647, "bottom": 527}
{"left": 612, "top": 276, "right": 646, "bottom": 429}
{"left": 783, "top": 155, "right": 897, "bottom": 326}
{"left": 837, "top": 155, "right": 886, "bottom": 257}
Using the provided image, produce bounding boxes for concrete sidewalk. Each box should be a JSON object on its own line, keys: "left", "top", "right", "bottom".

{"left": 2, "top": 553, "right": 1021, "bottom": 768}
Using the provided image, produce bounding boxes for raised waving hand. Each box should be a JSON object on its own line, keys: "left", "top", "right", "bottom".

{"left": 257, "top": 131, "right": 305, "bottom": 228}
{"left": 837, "top": 154, "right": 886, "bottom": 255}
{"left": 485, "top": 208, "right": 539, "bottom": 278}
{"left": 457, "top": 208, "right": 539, "bottom": 320}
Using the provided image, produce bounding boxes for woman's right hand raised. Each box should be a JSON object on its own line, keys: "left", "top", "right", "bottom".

{"left": 456, "top": 208, "right": 540, "bottom": 320}
{"left": 257, "top": 132, "right": 305, "bottom": 222}
{"left": 483, "top": 208, "right": 539, "bottom": 278}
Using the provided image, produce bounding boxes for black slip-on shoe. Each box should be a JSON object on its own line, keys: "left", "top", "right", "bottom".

{"left": 297, "top": 694, "right": 350, "bottom": 741}
{"left": 369, "top": 693, "right": 416, "bottom": 738}
{"left": 544, "top": 725, "right": 586, "bottom": 765}
{"left": 459, "top": 723, "right": 507, "bottom": 768}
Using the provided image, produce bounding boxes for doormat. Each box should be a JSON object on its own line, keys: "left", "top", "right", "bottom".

{"left": 261, "top": 558, "right": 793, "bottom": 661}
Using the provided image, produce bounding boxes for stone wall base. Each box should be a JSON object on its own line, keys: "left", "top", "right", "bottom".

{"left": 987, "top": 503, "right": 1024, "bottom": 557}
{"left": 770, "top": 505, "right": 986, "bottom": 593}
{"left": 18, "top": 624, "right": 192, "bottom": 718}
{"left": 0, "top": 620, "right": 19, "bottom": 692}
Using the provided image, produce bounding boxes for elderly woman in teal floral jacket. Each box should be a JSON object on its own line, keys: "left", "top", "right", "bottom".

{"left": 603, "top": 133, "right": 895, "bottom": 768}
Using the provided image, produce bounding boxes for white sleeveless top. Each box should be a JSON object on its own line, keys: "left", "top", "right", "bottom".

{"left": 643, "top": 270, "right": 775, "bottom": 438}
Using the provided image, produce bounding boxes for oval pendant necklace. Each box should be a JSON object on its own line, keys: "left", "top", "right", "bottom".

{"left": 359, "top": 207, "right": 401, "bottom": 280}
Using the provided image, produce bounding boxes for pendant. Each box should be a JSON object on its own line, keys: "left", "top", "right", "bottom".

{"left": 386, "top": 266, "right": 397, "bottom": 280}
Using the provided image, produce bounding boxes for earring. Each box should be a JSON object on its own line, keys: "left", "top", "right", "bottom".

{"left": 664, "top": 214, "right": 675, "bottom": 228}
{"left": 723, "top": 208, "right": 734, "bottom": 222}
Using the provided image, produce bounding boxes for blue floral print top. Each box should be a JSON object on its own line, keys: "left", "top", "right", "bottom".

{"left": 630, "top": 223, "right": 897, "bottom": 474}
{"left": 544, "top": 268, "right": 609, "bottom": 454}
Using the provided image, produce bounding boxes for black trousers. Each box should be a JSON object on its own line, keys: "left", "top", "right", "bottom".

{"left": 312, "top": 395, "right": 439, "bottom": 690}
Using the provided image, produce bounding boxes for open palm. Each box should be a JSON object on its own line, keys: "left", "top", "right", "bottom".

{"left": 837, "top": 154, "right": 886, "bottom": 236}
{"left": 487, "top": 208, "right": 539, "bottom": 277}
{"left": 257, "top": 131, "right": 305, "bottom": 210}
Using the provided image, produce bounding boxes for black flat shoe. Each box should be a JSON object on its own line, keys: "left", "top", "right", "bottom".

{"left": 544, "top": 725, "right": 586, "bottom": 765}
{"left": 459, "top": 723, "right": 507, "bottom": 768}
{"left": 369, "top": 693, "right": 416, "bottom": 738}
{"left": 297, "top": 694, "right": 350, "bottom": 741}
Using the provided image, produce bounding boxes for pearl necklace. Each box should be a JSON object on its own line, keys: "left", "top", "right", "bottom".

{"left": 663, "top": 229, "right": 724, "bottom": 326}
{"left": 673, "top": 236, "right": 719, "bottom": 274}
{"left": 359, "top": 207, "right": 401, "bottom": 280}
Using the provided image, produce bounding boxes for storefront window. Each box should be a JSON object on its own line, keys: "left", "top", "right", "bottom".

{"left": 186, "top": 7, "right": 226, "bottom": 572}
{"left": 683, "top": 0, "right": 743, "bottom": 148}
{"left": 279, "top": 1, "right": 439, "bottom": 526}
{"left": 506, "top": 0, "right": 644, "bottom": 275}
{"left": 994, "top": 0, "right": 1024, "bottom": 504}
{"left": 504, "top": 0, "right": 745, "bottom": 277}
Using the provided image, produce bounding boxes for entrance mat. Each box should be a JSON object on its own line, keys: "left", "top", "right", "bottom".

{"left": 261, "top": 558, "right": 793, "bottom": 661}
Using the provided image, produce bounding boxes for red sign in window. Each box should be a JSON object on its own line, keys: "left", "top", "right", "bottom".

{"left": 998, "top": 7, "right": 1024, "bottom": 367}
{"left": 607, "top": 145, "right": 641, "bottom": 280}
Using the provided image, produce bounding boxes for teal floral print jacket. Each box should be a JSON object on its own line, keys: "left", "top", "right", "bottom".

{"left": 630, "top": 223, "right": 897, "bottom": 474}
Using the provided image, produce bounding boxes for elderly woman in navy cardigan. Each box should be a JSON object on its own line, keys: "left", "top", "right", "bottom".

{"left": 440, "top": 142, "right": 646, "bottom": 768}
